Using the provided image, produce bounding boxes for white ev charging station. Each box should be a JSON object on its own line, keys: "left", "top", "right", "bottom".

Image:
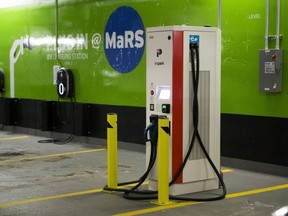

{"left": 146, "top": 26, "right": 221, "bottom": 195}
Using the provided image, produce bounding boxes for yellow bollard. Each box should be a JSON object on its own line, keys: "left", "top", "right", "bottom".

{"left": 152, "top": 116, "right": 174, "bottom": 205}
{"left": 107, "top": 113, "right": 118, "bottom": 189}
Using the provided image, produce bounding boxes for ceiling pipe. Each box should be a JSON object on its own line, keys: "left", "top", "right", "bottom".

{"left": 276, "top": 0, "right": 281, "bottom": 49}
{"left": 265, "top": 0, "right": 270, "bottom": 50}
{"left": 218, "top": 0, "right": 222, "bottom": 30}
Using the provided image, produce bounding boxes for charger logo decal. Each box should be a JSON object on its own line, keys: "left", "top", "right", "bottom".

{"left": 104, "top": 6, "right": 145, "bottom": 73}
{"left": 156, "top": 49, "right": 162, "bottom": 57}
{"left": 189, "top": 35, "right": 200, "bottom": 44}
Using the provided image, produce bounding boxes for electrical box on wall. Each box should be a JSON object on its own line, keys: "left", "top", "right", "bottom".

{"left": 259, "top": 49, "right": 283, "bottom": 92}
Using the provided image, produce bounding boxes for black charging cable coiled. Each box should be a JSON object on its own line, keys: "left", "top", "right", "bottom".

{"left": 103, "top": 42, "right": 227, "bottom": 202}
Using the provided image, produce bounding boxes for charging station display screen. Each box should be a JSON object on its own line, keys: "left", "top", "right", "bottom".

{"left": 157, "top": 86, "right": 171, "bottom": 100}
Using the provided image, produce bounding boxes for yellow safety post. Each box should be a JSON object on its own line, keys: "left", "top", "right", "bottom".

{"left": 107, "top": 113, "right": 118, "bottom": 189}
{"left": 152, "top": 116, "right": 174, "bottom": 205}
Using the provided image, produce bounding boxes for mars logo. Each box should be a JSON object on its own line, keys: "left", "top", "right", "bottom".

{"left": 104, "top": 6, "right": 145, "bottom": 73}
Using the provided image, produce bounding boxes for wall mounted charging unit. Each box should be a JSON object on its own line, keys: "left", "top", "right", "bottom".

{"left": 0, "top": 68, "right": 4, "bottom": 93}
{"left": 56, "top": 68, "right": 74, "bottom": 98}
{"left": 38, "top": 67, "right": 75, "bottom": 144}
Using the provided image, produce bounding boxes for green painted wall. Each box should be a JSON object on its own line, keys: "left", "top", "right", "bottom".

{"left": 0, "top": 0, "right": 217, "bottom": 107}
{"left": 222, "top": 0, "right": 287, "bottom": 117}
{"left": 1, "top": 0, "right": 286, "bottom": 119}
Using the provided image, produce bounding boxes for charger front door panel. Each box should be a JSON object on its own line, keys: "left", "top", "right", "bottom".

{"left": 146, "top": 30, "right": 173, "bottom": 180}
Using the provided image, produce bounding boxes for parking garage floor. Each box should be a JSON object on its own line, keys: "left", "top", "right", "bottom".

{"left": 0, "top": 129, "right": 288, "bottom": 216}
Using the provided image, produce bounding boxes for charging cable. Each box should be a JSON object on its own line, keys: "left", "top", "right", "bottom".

{"left": 103, "top": 42, "right": 226, "bottom": 202}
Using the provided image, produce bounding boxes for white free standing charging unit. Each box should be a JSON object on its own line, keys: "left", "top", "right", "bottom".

{"left": 146, "top": 26, "right": 221, "bottom": 195}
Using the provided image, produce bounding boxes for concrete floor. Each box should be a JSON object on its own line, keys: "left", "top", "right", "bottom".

{"left": 0, "top": 129, "right": 287, "bottom": 216}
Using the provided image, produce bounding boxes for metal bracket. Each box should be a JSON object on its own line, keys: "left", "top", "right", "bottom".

{"left": 267, "top": 35, "right": 283, "bottom": 40}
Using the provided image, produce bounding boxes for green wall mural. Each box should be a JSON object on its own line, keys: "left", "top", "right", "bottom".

{"left": 222, "top": 0, "right": 287, "bottom": 117}
{"left": 1, "top": 0, "right": 287, "bottom": 118}
{"left": 0, "top": 0, "right": 218, "bottom": 107}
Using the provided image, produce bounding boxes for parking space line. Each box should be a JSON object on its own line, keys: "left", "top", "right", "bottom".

{"left": 221, "top": 169, "right": 234, "bottom": 173}
{"left": 0, "top": 136, "right": 29, "bottom": 141}
{"left": 0, "top": 181, "right": 287, "bottom": 214}
{"left": 0, "top": 188, "right": 103, "bottom": 208}
{"left": 0, "top": 148, "right": 106, "bottom": 163}
{"left": 0, "top": 182, "right": 147, "bottom": 208}
{"left": 115, "top": 200, "right": 199, "bottom": 216}
{"left": 114, "top": 183, "right": 288, "bottom": 216}
{"left": 226, "top": 183, "right": 288, "bottom": 199}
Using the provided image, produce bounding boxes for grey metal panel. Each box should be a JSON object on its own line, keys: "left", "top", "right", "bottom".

{"left": 259, "top": 49, "right": 283, "bottom": 92}
{"left": 189, "top": 70, "right": 210, "bottom": 160}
